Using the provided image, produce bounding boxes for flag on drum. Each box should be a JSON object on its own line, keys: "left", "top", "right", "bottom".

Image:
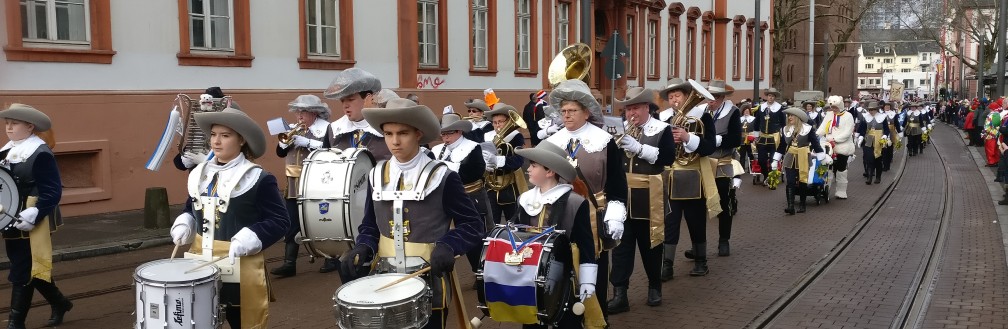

{"left": 483, "top": 238, "right": 542, "bottom": 324}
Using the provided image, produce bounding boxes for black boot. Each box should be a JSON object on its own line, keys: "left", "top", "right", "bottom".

{"left": 718, "top": 239, "right": 730, "bottom": 257}
{"left": 319, "top": 257, "right": 339, "bottom": 273}
{"left": 684, "top": 248, "right": 696, "bottom": 259}
{"left": 688, "top": 243, "right": 709, "bottom": 276}
{"left": 34, "top": 280, "right": 73, "bottom": 327}
{"left": 646, "top": 287, "right": 662, "bottom": 306}
{"left": 874, "top": 176, "right": 882, "bottom": 184}
{"left": 7, "top": 283, "right": 33, "bottom": 329}
{"left": 797, "top": 185, "right": 807, "bottom": 214}
{"left": 270, "top": 242, "right": 299, "bottom": 277}
{"left": 1000, "top": 186, "right": 1008, "bottom": 205}
{"left": 866, "top": 173, "right": 873, "bottom": 185}
{"left": 607, "top": 286, "right": 629, "bottom": 314}
{"left": 660, "top": 244, "right": 675, "bottom": 281}
{"left": 784, "top": 187, "right": 796, "bottom": 215}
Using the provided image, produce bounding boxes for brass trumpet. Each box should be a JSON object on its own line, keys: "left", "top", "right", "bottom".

{"left": 278, "top": 123, "right": 306, "bottom": 144}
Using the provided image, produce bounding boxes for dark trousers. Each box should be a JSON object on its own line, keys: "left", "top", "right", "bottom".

{"left": 881, "top": 145, "right": 894, "bottom": 171}
{"left": 715, "top": 177, "right": 733, "bottom": 241}
{"left": 756, "top": 143, "right": 776, "bottom": 178}
{"left": 283, "top": 198, "right": 300, "bottom": 243}
{"left": 738, "top": 144, "right": 755, "bottom": 172}
{"left": 785, "top": 168, "right": 801, "bottom": 189}
{"left": 665, "top": 198, "right": 708, "bottom": 245}
{"left": 424, "top": 309, "right": 448, "bottom": 329}
{"left": 863, "top": 148, "right": 882, "bottom": 180}
{"left": 610, "top": 219, "right": 662, "bottom": 288}
{"left": 908, "top": 135, "right": 922, "bottom": 155}
{"left": 6, "top": 238, "right": 31, "bottom": 285}
{"left": 523, "top": 308, "right": 584, "bottom": 329}
{"left": 488, "top": 200, "right": 519, "bottom": 225}
{"left": 221, "top": 283, "right": 242, "bottom": 329}
{"left": 832, "top": 154, "right": 850, "bottom": 172}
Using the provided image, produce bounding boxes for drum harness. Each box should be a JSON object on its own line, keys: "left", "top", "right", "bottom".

{"left": 373, "top": 160, "right": 446, "bottom": 274}
{"left": 187, "top": 161, "right": 261, "bottom": 282}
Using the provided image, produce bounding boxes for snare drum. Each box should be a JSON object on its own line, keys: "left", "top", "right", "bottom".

{"left": 476, "top": 225, "right": 574, "bottom": 326}
{"left": 333, "top": 273, "right": 432, "bottom": 329}
{"left": 0, "top": 167, "right": 20, "bottom": 230}
{"left": 134, "top": 259, "right": 222, "bottom": 329}
{"left": 299, "top": 148, "right": 375, "bottom": 258}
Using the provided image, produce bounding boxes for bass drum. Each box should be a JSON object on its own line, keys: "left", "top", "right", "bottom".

{"left": 0, "top": 167, "right": 20, "bottom": 230}
{"left": 299, "top": 148, "right": 375, "bottom": 259}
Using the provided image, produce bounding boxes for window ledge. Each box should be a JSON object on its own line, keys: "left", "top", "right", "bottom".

{"left": 3, "top": 46, "right": 115, "bottom": 64}
{"left": 418, "top": 67, "right": 450, "bottom": 74}
{"left": 514, "top": 71, "right": 538, "bottom": 78}
{"left": 298, "top": 57, "right": 356, "bottom": 70}
{"left": 647, "top": 75, "right": 660, "bottom": 81}
{"left": 177, "top": 53, "right": 254, "bottom": 67}
{"left": 469, "top": 69, "right": 498, "bottom": 77}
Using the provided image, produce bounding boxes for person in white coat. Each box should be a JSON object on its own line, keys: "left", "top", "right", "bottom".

{"left": 816, "top": 96, "right": 856, "bottom": 199}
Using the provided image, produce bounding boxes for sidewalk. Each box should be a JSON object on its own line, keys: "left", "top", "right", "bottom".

{"left": 953, "top": 124, "right": 1008, "bottom": 266}
{"left": 0, "top": 204, "right": 183, "bottom": 270}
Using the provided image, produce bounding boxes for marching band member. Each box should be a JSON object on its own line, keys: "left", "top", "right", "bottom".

{"left": 174, "top": 86, "right": 226, "bottom": 171}
{"left": 772, "top": 107, "right": 827, "bottom": 215}
{"left": 339, "top": 98, "right": 484, "bottom": 329}
{"left": 803, "top": 100, "right": 823, "bottom": 129}
{"left": 170, "top": 105, "right": 290, "bottom": 328}
{"left": 463, "top": 99, "right": 494, "bottom": 142}
{"left": 430, "top": 113, "right": 491, "bottom": 283}
{"left": 543, "top": 79, "right": 627, "bottom": 321}
{"left": 483, "top": 103, "right": 528, "bottom": 224}
{"left": 513, "top": 142, "right": 597, "bottom": 328}
{"left": 904, "top": 102, "right": 926, "bottom": 157}
{"left": 320, "top": 67, "right": 390, "bottom": 273}
{"left": 817, "top": 96, "right": 856, "bottom": 201}
{"left": 855, "top": 101, "right": 891, "bottom": 185}
{"left": 0, "top": 104, "right": 72, "bottom": 329}
{"left": 656, "top": 79, "right": 719, "bottom": 278}
{"left": 607, "top": 87, "right": 675, "bottom": 313}
{"left": 754, "top": 88, "right": 786, "bottom": 186}
{"left": 524, "top": 90, "right": 548, "bottom": 146}
{"left": 270, "top": 95, "right": 331, "bottom": 278}
{"left": 881, "top": 102, "right": 903, "bottom": 172}
{"left": 693, "top": 80, "right": 741, "bottom": 258}
{"left": 739, "top": 102, "right": 758, "bottom": 176}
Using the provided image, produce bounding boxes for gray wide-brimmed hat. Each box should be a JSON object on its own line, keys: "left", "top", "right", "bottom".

{"left": 615, "top": 87, "right": 657, "bottom": 108}
{"left": 549, "top": 79, "right": 604, "bottom": 125}
{"left": 764, "top": 88, "right": 782, "bottom": 98}
{"left": 362, "top": 98, "right": 440, "bottom": 145}
{"left": 0, "top": 104, "right": 52, "bottom": 132}
{"left": 463, "top": 99, "right": 491, "bottom": 113}
{"left": 515, "top": 142, "right": 576, "bottom": 183}
{"left": 195, "top": 106, "right": 266, "bottom": 158}
{"left": 440, "top": 113, "right": 472, "bottom": 133}
{"left": 706, "top": 80, "right": 734, "bottom": 97}
{"left": 864, "top": 101, "right": 881, "bottom": 111}
{"left": 659, "top": 78, "right": 691, "bottom": 100}
{"left": 323, "top": 68, "right": 382, "bottom": 100}
{"left": 373, "top": 89, "right": 400, "bottom": 108}
{"left": 783, "top": 106, "right": 810, "bottom": 123}
{"left": 288, "top": 95, "right": 332, "bottom": 121}
{"left": 801, "top": 100, "right": 818, "bottom": 109}
{"left": 484, "top": 102, "right": 517, "bottom": 119}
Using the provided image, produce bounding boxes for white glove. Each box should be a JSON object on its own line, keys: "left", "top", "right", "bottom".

{"left": 171, "top": 213, "right": 195, "bottom": 245}
{"left": 292, "top": 135, "right": 322, "bottom": 149}
{"left": 443, "top": 105, "right": 454, "bottom": 115}
{"left": 578, "top": 263, "right": 598, "bottom": 301}
{"left": 537, "top": 129, "right": 549, "bottom": 140}
{"left": 537, "top": 117, "right": 553, "bottom": 129}
{"left": 228, "top": 228, "right": 263, "bottom": 265}
{"left": 856, "top": 136, "right": 864, "bottom": 146}
{"left": 618, "top": 135, "right": 643, "bottom": 155}
{"left": 180, "top": 152, "right": 207, "bottom": 168}
{"left": 770, "top": 160, "right": 779, "bottom": 171}
{"left": 603, "top": 201, "right": 626, "bottom": 240}
{"left": 815, "top": 152, "right": 826, "bottom": 161}
{"left": 483, "top": 151, "right": 497, "bottom": 170}
{"left": 13, "top": 207, "right": 38, "bottom": 231}
{"left": 822, "top": 156, "right": 834, "bottom": 165}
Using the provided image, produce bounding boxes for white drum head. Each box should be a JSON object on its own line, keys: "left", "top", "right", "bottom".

{"left": 0, "top": 167, "right": 20, "bottom": 229}
{"left": 135, "top": 259, "right": 219, "bottom": 283}
{"left": 337, "top": 274, "right": 425, "bottom": 304}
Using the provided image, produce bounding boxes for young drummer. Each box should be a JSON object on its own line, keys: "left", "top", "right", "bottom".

{"left": 771, "top": 107, "right": 827, "bottom": 215}
{"left": 0, "top": 104, "right": 73, "bottom": 329}
{"left": 513, "top": 142, "right": 598, "bottom": 329}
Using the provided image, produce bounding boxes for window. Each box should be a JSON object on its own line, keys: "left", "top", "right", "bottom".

{"left": 557, "top": 1, "right": 570, "bottom": 50}
{"left": 884, "top": 69, "right": 892, "bottom": 73}
{"left": 866, "top": 56, "right": 874, "bottom": 60}
{"left": 901, "top": 58, "right": 911, "bottom": 63}
{"left": 20, "top": 0, "right": 89, "bottom": 43}
{"left": 470, "top": 0, "right": 497, "bottom": 72}
{"left": 306, "top": 0, "right": 340, "bottom": 57}
{"left": 884, "top": 47, "right": 890, "bottom": 53}
{"left": 745, "top": 24, "right": 753, "bottom": 80}
{"left": 701, "top": 15, "right": 712, "bottom": 81}
{"left": 516, "top": 0, "right": 532, "bottom": 71}
{"left": 920, "top": 79, "right": 927, "bottom": 85}
{"left": 874, "top": 47, "right": 880, "bottom": 54}
{"left": 866, "top": 64, "right": 874, "bottom": 69}
{"left": 177, "top": 0, "right": 251, "bottom": 67}
{"left": 189, "top": 0, "right": 233, "bottom": 51}
{"left": 901, "top": 68, "right": 911, "bottom": 73}
{"left": 669, "top": 21, "right": 680, "bottom": 77}
{"left": 7, "top": 0, "right": 113, "bottom": 63}
{"left": 860, "top": 78, "right": 865, "bottom": 85}
{"left": 299, "top": 0, "right": 354, "bottom": 70}
{"left": 626, "top": 15, "right": 635, "bottom": 77}
{"left": 418, "top": 0, "right": 440, "bottom": 67}
{"left": 883, "top": 58, "right": 893, "bottom": 64}
{"left": 732, "top": 29, "right": 741, "bottom": 80}
{"left": 646, "top": 19, "right": 657, "bottom": 78}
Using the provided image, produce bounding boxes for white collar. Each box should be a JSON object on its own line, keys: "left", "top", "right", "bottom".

{"left": 712, "top": 100, "right": 736, "bottom": 120}
{"left": 485, "top": 130, "right": 519, "bottom": 144}
{"left": 330, "top": 116, "right": 381, "bottom": 137}
{"left": 306, "top": 119, "right": 328, "bottom": 138}
{"left": 886, "top": 111, "right": 897, "bottom": 118}
{"left": 783, "top": 124, "right": 812, "bottom": 137}
{"left": 381, "top": 152, "right": 447, "bottom": 196}
{"left": 433, "top": 137, "right": 478, "bottom": 161}
{"left": 518, "top": 184, "right": 573, "bottom": 216}
{"left": 544, "top": 122, "right": 611, "bottom": 153}
{"left": 807, "top": 112, "right": 819, "bottom": 119}
{"left": 0, "top": 135, "right": 45, "bottom": 165}
{"left": 626, "top": 117, "right": 669, "bottom": 137}
{"left": 762, "top": 101, "right": 781, "bottom": 112}
{"left": 188, "top": 154, "right": 263, "bottom": 208}
{"left": 472, "top": 121, "right": 490, "bottom": 129}
{"left": 741, "top": 115, "right": 755, "bottom": 122}
{"left": 871, "top": 113, "right": 887, "bottom": 123}
{"left": 658, "top": 108, "right": 676, "bottom": 122}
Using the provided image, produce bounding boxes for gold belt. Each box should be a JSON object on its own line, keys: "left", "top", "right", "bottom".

{"left": 285, "top": 164, "right": 303, "bottom": 178}
{"left": 486, "top": 172, "right": 515, "bottom": 191}
{"left": 464, "top": 179, "right": 485, "bottom": 194}
{"left": 625, "top": 173, "right": 665, "bottom": 248}
{"left": 757, "top": 132, "right": 780, "bottom": 146}
{"left": 908, "top": 123, "right": 920, "bottom": 128}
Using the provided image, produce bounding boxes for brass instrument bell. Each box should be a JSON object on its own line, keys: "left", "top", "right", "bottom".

{"left": 278, "top": 123, "right": 307, "bottom": 144}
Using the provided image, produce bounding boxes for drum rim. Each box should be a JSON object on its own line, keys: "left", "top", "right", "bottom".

{"left": 133, "top": 259, "right": 221, "bottom": 286}
{"left": 0, "top": 166, "right": 21, "bottom": 220}
{"left": 334, "top": 273, "right": 429, "bottom": 305}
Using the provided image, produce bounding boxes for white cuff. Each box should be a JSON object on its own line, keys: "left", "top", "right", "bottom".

{"left": 604, "top": 200, "right": 626, "bottom": 223}
{"left": 445, "top": 162, "right": 461, "bottom": 172}
{"left": 684, "top": 134, "right": 700, "bottom": 153}
{"left": 231, "top": 227, "right": 263, "bottom": 255}
{"left": 732, "top": 177, "right": 742, "bottom": 189}
{"left": 172, "top": 212, "right": 195, "bottom": 229}
{"left": 307, "top": 139, "right": 323, "bottom": 149}
{"left": 638, "top": 144, "right": 660, "bottom": 164}
{"left": 815, "top": 152, "right": 826, "bottom": 161}
{"left": 773, "top": 152, "right": 782, "bottom": 161}
{"left": 578, "top": 263, "right": 598, "bottom": 285}
{"left": 278, "top": 141, "right": 292, "bottom": 149}
{"left": 715, "top": 135, "right": 723, "bottom": 147}
{"left": 495, "top": 156, "right": 506, "bottom": 168}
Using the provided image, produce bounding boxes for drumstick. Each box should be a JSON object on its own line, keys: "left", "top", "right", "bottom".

{"left": 374, "top": 266, "right": 432, "bottom": 292}
{"left": 183, "top": 256, "right": 226, "bottom": 274}
{"left": 170, "top": 244, "right": 180, "bottom": 262}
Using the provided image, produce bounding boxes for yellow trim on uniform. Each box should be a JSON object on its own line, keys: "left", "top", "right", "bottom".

{"left": 626, "top": 173, "right": 665, "bottom": 248}
{"left": 190, "top": 234, "right": 271, "bottom": 329}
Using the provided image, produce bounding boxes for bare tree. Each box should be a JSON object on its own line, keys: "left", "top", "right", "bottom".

{"left": 896, "top": 0, "right": 998, "bottom": 74}
{"left": 814, "top": 0, "right": 883, "bottom": 91}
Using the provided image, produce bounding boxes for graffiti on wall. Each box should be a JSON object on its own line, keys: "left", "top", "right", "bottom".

{"left": 417, "top": 75, "right": 446, "bottom": 89}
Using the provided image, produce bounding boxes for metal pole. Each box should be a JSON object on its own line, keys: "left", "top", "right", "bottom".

{"left": 960, "top": 35, "right": 966, "bottom": 98}
{"left": 979, "top": 33, "right": 986, "bottom": 99}
{"left": 996, "top": 0, "right": 1007, "bottom": 96}
{"left": 754, "top": 0, "right": 761, "bottom": 102}
{"left": 822, "top": 37, "right": 829, "bottom": 95}
{"left": 611, "top": 30, "right": 618, "bottom": 114}
{"left": 808, "top": 0, "right": 815, "bottom": 90}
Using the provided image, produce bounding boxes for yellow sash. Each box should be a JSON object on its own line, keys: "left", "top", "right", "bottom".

{"left": 586, "top": 192, "right": 607, "bottom": 257}
{"left": 787, "top": 146, "right": 811, "bottom": 184}
{"left": 668, "top": 159, "right": 721, "bottom": 219}
{"left": 190, "top": 235, "right": 271, "bottom": 329}
{"left": 26, "top": 196, "right": 54, "bottom": 283}
{"left": 571, "top": 244, "right": 606, "bottom": 329}
{"left": 758, "top": 132, "right": 780, "bottom": 146}
{"left": 625, "top": 173, "right": 665, "bottom": 248}
{"left": 868, "top": 129, "right": 885, "bottom": 159}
